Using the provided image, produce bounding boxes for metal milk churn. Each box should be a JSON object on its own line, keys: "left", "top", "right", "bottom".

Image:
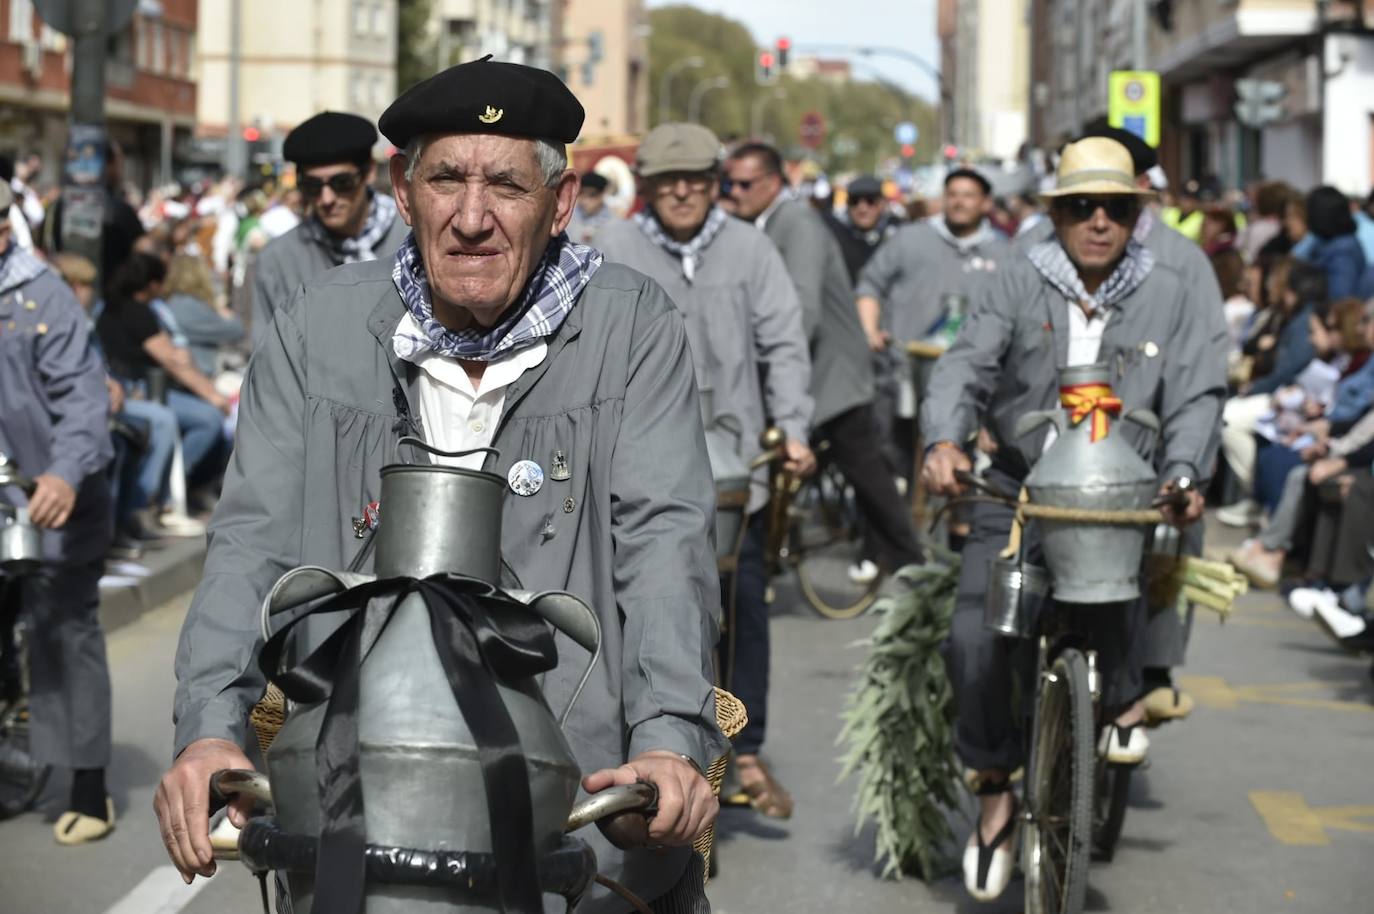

{"left": 699, "top": 387, "right": 751, "bottom": 561}
{"left": 0, "top": 454, "right": 42, "bottom": 574}
{"left": 262, "top": 443, "right": 588, "bottom": 913}
{"left": 1015, "top": 364, "right": 1160, "bottom": 604}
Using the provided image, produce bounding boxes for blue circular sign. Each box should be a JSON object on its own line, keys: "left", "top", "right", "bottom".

{"left": 894, "top": 121, "right": 919, "bottom": 146}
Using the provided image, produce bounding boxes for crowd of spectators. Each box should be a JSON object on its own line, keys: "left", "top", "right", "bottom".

{"left": 1201, "top": 179, "right": 1374, "bottom": 650}
{"left": 5, "top": 146, "right": 305, "bottom": 563}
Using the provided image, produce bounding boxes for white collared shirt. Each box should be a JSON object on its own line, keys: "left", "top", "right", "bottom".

{"left": 396, "top": 312, "right": 548, "bottom": 470}
{"left": 1043, "top": 300, "right": 1109, "bottom": 454}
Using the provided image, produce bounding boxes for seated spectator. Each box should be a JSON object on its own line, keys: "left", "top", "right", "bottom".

{"left": 51, "top": 252, "right": 182, "bottom": 548}
{"left": 1218, "top": 260, "right": 1328, "bottom": 526}
{"left": 1210, "top": 248, "right": 1254, "bottom": 372}
{"left": 96, "top": 254, "right": 230, "bottom": 504}
{"left": 1297, "top": 185, "right": 1373, "bottom": 301}
{"left": 1239, "top": 181, "right": 1292, "bottom": 263}
{"left": 162, "top": 253, "right": 245, "bottom": 377}
{"left": 1258, "top": 189, "right": 1305, "bottom": 261}
{"left": 1201, "top": 205, "right": 1238, "bottom": 257}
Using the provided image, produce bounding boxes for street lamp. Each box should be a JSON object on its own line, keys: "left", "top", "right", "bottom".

{"left": 659, "top": 56, "right": 705, "bottom": 125}
{"left": 750, "top": 88, "right": 787, "bottom": 139}
{"left": 688, "top": 76, "right": 731, "bottom": 124}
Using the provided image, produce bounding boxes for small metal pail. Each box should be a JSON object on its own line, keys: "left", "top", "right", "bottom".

{"left": 0, "top": 507, "right": 41, "bottom": 575}
{"left": 984, "top": 555, "right": 1051, "bottom": 638}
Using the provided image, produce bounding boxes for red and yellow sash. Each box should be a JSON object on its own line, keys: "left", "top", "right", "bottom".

{"left": 1059, "top": 382, "right": 1122, "bottom": 442}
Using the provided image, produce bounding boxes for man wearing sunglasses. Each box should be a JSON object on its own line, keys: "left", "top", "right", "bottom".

{"left": 825, "top": 175, "right": 901, "bottom": 283}
{"left": 599, "top": 124, "right": 815, "bottom": 821}
{"left": 724, "top": 143, "right": 921, "bottom": 589}
{"left": 250, "top": 111, "right": 408, "bottom": 346}
{"left": 919, "top": 136, "right": 1226, "bottom": 903}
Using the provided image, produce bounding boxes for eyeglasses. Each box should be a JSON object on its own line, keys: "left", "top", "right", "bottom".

{"left": 298, "top": 171, "right": 364, "bottom": 199}
{"left": 721, "top": 173, "right": 775, "bottom": 195}
{"left": 1054, "top": 196, "right": 1139, "bottom": 225}
{"left": 849, "top": 195, "right": 882, "bottom": 206}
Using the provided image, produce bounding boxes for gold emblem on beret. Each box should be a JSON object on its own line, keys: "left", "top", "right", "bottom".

{"left": 478, "top": 105, "right": 504, "bottom": 125}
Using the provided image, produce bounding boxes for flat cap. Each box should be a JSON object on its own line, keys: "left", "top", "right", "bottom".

{"left": 847, "top": 175, "right": 883, "bottom": 198}
{"left": 283, "top": 112, "right": 377, "bottom": 166}
{"left": 635, "top": 123, "right": 723, "bottom": 177}
{"left": 1080, "top": 125, "right": 1157, "bottom": 176}
{"left": 379, "top": 56, "right": 584, "bottom": 148}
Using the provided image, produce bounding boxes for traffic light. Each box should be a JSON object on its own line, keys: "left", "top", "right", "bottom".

{"left": 242, "top": 126, "right": 261, "bottom": 142}
{"left": 901, "top": 143, "right": 915, "bottom": 159}
{"left": 755, "top": 50, "right": 777, "bottom": 86}
{"left": 776, "top": 37, "right": 791, "bottom": 69}
{"left": 942, "top": 144, "right": 959, "bottom": 161}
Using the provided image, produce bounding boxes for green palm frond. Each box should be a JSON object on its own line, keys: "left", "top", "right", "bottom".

{"left": 838, "top": 555, "right": 963, "bottom": 879}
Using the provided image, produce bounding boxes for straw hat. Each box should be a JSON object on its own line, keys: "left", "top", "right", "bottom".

{"left": 1040, "top": 137, "right": 1156, "bottom": 199}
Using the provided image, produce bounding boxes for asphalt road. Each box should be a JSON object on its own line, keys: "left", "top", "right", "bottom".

{"left": 2, "top": 524, "right": 1372, "bottom": 913}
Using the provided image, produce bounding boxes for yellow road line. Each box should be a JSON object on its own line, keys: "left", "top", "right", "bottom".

{"left": 1250, "top": 791, "right": 1374, "bottom": 846}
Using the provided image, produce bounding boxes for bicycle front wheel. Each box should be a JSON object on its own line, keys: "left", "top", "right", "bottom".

{"left": 0, "top": 701, "right": 52, "bottom": 819}
{"left": 1024, "top": 649, "right": 1094, "bottom": 914}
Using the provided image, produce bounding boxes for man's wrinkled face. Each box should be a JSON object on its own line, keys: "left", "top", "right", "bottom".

{"left": 848, "top": 193, "right": 884, "bottom": 231}
{"left": 300, "top": 161, "right": 375, "bottom": 237}
{"left": 1051, "top": 195, "right": 1140, "bottom": 276}
{"left": 943, "top": 177, "right": 989, "bottom": 232}
{"left": 391, "top": 134, "right": 577, "bottom": 328}
{"left": 643, "top": 171, "right": 717, "bottom": 242}
{"left": 724, "top": 155, "right": 783, "bottom": 222}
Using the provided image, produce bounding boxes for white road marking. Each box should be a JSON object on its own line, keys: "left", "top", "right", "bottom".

{"left": 102, "top": 866, "right": 212, "bottom": 914}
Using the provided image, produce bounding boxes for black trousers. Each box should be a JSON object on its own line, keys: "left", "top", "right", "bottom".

{"left": 720, "top": 510, "right": 769, "bottom": 756}
{"left": 819, "top": 404, "right": 923, "bottom": 572}
{"left": 943, "top": 478, "right": 1146, "bottom": 773}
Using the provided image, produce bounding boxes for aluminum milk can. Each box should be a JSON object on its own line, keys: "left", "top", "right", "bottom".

{"left": 1016, "top": 364, "right": 1160, "bottom": 604}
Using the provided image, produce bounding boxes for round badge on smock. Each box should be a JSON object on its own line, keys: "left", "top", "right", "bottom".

{"left": 1143, "top": 341, "right": 1159, "bottom": 358}
{"left": 508, "top": 460, "right": 545, "bottom": 497}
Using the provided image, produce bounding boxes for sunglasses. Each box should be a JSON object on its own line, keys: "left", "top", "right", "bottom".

{"left": 298, "top": 171, "right": 364, "bottom": 199}
{"left": 721, "top": 173, "right": 775, "bottom": 195}
{"left": 1054, "top": 196, "right": 1139, "bottom": 224}
{"left": 849, "top": 195, "right": 882, "bottom": 206}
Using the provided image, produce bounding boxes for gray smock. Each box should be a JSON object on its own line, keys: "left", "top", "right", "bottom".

{"left": 173, "top": 258, "right": 728, "bottom": 910}
{"left": 597, "top": 216, "right": 814, "bottom": 512}
{"left": 920, "top": 252, "right": 1227, "bottom": 484}
{"left": 855, "top": 217, "right": 1012, "bottom": 348}
{"left": 250, "top": 201, "right": 409, "bottom": 348}
{"left": 0, "top": 263, "right": 113, "bottom": 769}
{"left": 760, "top": 198, "right": 874, "bottom": 427}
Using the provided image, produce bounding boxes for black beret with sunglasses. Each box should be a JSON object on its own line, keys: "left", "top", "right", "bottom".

{"left": 379, "top": 56, "right": 585, "bottom": 149}
{"left": 282, "top": 111, "right": 378, "bottom": 167}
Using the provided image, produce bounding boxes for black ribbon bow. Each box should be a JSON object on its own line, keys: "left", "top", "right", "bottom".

{"left": 259, "top": 574, "right": 559, "bottom": 914}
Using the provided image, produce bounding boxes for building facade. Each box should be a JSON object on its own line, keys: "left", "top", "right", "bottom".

{"left": 0, "top": 0, "right": 198, "bottom": 190}
{"left": 428, "top": 0, "right": 554, "bottom": 73}
{"left": 945, "top": 0, "right": 1031, "bottom": 161}
{"left": 196, "top": 0, "right": 398, "bottom": 158}
{"left": 1028, "top": 0, "right": 1374, "bottom": 195}
{"left": 556, "top": 0, "right": 647, "bottom": 142}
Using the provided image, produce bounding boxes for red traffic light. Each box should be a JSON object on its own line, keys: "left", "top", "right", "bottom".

{"left": 942, "top": 143, "right": 958, "bottom": 160}
{"left": 759, "top": 51, "right": 775, "bottom": 68}
{"left": 242, "top": 126, "right": 261, "bottom": 142}
{"left": 777, "top": 37, "right": 791, "bottom": 50}
{"left": 901, "top": 144, "right": 915, "bottom": 158}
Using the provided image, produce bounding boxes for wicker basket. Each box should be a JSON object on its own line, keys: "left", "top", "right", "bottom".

{"left": 247, "top": 684, "right": 747, "bottom": 886}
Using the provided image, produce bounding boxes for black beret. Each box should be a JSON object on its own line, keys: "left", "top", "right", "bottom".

{"left": 1080, "top": 125, "right": 1157, "bottom": 176}
{"left": 379, "top": 56, "right": 584, "bottom": 149}
{"left": 580, "top": 172, "right": 608, "bottom": 192}
{"left": 945, "top": 167, "right": 991, "bottom": 195}
{"left": 283, "top": 111, "right": 377, "bottom": 166}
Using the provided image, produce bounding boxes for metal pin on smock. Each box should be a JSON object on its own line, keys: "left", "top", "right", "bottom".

{"left": 549, "top": 449, "right": 571, "bottom": 482}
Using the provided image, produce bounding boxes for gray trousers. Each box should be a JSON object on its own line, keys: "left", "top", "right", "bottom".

{"left": 944, "top": 491, "right": 1146, "bottom": 773}
{"left": 22, "top": 559, "right": 112, "bottom": 769}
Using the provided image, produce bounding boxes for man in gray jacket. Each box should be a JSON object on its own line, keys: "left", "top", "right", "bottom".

{"left": 920, "top": 137, "right": 1224, "bottom": 902}
{"left": 724, "top": 142, "right": 921, "bottom": 583}
{"left": 856, "top": 168, "right": 1011, "bottom": 483}
{"left": 251, "top": 111, "right": 409, "bottom": 346}
{"left": 157, "top": 61, "right": 726, "bottom": 910}
{"left": 0, "top": 186, "right": 116, "bottom": 844}
{"left": 598, "top": 124, "right": 815, "bottom": 819}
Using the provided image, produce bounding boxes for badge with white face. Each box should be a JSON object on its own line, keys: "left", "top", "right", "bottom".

{"left": 508, "top": 460, "right": 544, "bottom": 497}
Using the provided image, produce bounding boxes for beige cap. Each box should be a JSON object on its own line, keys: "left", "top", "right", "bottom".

{"left": 1041, "top": 136, "right": 1156, "bottom": 199}
{"left": 635, "top": 123, "right": 723, "bottom": 177}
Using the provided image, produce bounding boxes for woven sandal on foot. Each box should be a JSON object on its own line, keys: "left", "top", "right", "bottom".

{"left": 1143, "top": 686, "right": 1194, "bottom": 725}
{"left": 963, "top": 781, "right": 1017, "bottom": 902}
{"left": 733, "top": 755, "right": 794, "bottom": 819}
{"left": 54, "top": 797, "right": 115, "bottom": 845}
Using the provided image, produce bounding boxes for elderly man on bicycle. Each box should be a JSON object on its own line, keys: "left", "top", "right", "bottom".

{"left": 0, "top": 182, "right": 116, "bottom": 844}
{"left": 921, "top": 136, "right": 1226, "bottom": 902}
{"left": 156, "top": 60, "right": 727, "bottom": 911}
